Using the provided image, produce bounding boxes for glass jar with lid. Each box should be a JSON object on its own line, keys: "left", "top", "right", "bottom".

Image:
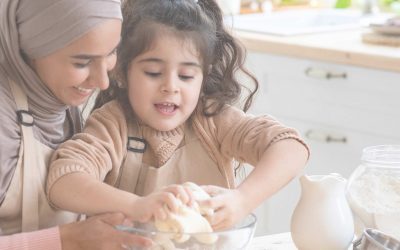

{"left": 346, "top": 145, "right": 400, "bottom": 240}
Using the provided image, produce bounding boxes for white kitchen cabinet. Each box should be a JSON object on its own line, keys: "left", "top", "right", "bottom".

{"left": 242, "top": 52, "right": 400, "bottom": 236}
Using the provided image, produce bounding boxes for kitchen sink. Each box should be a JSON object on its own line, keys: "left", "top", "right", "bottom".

{"left": 226, "top": 9, "right": 388, "bottom": 36}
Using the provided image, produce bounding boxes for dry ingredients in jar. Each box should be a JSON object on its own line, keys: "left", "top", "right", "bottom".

{"left": 347, "top": 145, "right": 400, "bottom": 240}
{"left": 349, "top": 171, "right": 400, "bottom": 213}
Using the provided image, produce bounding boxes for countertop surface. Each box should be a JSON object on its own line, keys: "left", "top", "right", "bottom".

{"left": 232, "top": 28, "right": 400, "bottom": 73}
{"left": 250, "top": 232, "right": 297, "bottom": 249}
{"left": 250, "top": 232, "right": 355, "bottom": 250}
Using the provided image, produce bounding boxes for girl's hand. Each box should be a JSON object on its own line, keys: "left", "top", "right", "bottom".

{"left": 128, "top": 184, "right": 193, "bottom": 222}
{"left": 199, "top": 185, "right": 249, "bottom": 231}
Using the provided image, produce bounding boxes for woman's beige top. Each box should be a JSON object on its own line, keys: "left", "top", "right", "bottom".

{"left": 0, "top": 80, "right": 78, "bottom": 235}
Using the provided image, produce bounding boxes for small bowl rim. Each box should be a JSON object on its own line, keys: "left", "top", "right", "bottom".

{"left": 116, "top": 212, "right": 257, "bottom": 237}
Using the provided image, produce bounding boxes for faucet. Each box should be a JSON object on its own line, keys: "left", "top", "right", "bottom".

{"left": 362, "top": 0, "right": 380, "bottom": 15}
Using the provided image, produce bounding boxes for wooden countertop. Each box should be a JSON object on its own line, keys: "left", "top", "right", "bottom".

{"left": 233, "top": 28, "right": 400, "bottom": 73}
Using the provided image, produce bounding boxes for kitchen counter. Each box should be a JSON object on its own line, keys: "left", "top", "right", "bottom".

{"left": 250, "top": 232, "right": 354, "bottom": 249}
{"left": 250, "top": 232, "right": 297, "bottom": 249}
{"left": 232, "top": 28, "right": 400, "bottom": 73}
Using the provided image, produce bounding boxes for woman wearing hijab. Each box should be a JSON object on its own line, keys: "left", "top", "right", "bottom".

{"left": 0, "top": 0, "right": 150, "bottom": 249}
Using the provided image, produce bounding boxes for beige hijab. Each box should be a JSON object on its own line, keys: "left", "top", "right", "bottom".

{"left": 0, "top": 0, "right": 122, "bottom": 203}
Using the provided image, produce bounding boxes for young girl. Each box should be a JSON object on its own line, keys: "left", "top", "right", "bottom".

{"left": 46, "top": 0, "right": 309, "bottom": 231}
{"left": 0, "top": 0, "right": 151, "bottom": 248}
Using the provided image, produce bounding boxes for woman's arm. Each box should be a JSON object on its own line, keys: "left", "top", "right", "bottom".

{"left": 58, "top": 213, "right": 152, "bottom": 250}
{"left": 0, "top": 213, "right": 153, "bottom": 250}
{"left": 0, "top": 227, "right": 61, "bottom": 250}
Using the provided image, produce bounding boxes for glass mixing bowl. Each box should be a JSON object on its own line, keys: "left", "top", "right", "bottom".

{"left": 116, "top": 213, "right": 257, "bottom": 250}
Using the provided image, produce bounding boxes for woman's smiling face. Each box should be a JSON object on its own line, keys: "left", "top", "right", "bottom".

{"left": 31, "top": 19, "right": 121, "bottom": 106}
{"left": 127, "top": 33, "right": 203, "bottom": 132}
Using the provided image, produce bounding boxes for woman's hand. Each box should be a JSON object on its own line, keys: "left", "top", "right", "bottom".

{"left": 59, "top": 212, "right": 152, "bottom": 250}
{"left": 128, "top": 184, "right": 193, "bottom": 222}
{"left": 199, "top": 185, "right": 249, "bottom": 231}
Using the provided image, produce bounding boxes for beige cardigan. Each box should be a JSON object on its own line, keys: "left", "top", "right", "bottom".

{"left": 47, "top": 100, "right": 308, "bottom": 193}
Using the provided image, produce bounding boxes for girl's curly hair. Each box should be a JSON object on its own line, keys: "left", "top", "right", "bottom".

{"left": 93, "top": 0, "right": 258, "bottom": 118}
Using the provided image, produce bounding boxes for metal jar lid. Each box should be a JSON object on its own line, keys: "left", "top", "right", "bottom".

{"left": 354, "top": 228, "right": 400, "bottom": 250}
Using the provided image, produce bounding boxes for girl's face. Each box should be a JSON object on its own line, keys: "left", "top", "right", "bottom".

{"left": 127, "top": 33, "right": 203, "bottom": 132}
{"left": 31, "top": 19, "right": 121, "bottom": 106}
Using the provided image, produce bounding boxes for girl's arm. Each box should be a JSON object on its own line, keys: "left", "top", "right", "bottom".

{"left": 197, "top": 105, "right": 309, "bottom": 230}
{"left": 202, "top": 139, "right": 308, "bottom": 230}
{"left": 49, "top": 173, "right": 188, "bottom": 222}
{"left": 47, "top": 102, "right": 190, "bottom": 222}
{"left": 237, "top": 138, "right": 308, "bottom": 213}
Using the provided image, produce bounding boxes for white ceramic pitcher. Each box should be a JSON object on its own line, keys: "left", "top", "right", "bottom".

{"left": 291, "top": 173, "right": 354, "bottom": 250}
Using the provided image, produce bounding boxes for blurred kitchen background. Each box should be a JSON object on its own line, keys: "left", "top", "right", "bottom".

{"left": 215, "top": 0, "right": 400, "bottom": 237}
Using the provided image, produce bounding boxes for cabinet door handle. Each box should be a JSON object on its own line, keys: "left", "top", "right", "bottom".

{"left": 305, "top": 67, "right": 347, "bottom": 80}
{"left": 305, "top": 130, "right": 347, "bottom": 144}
